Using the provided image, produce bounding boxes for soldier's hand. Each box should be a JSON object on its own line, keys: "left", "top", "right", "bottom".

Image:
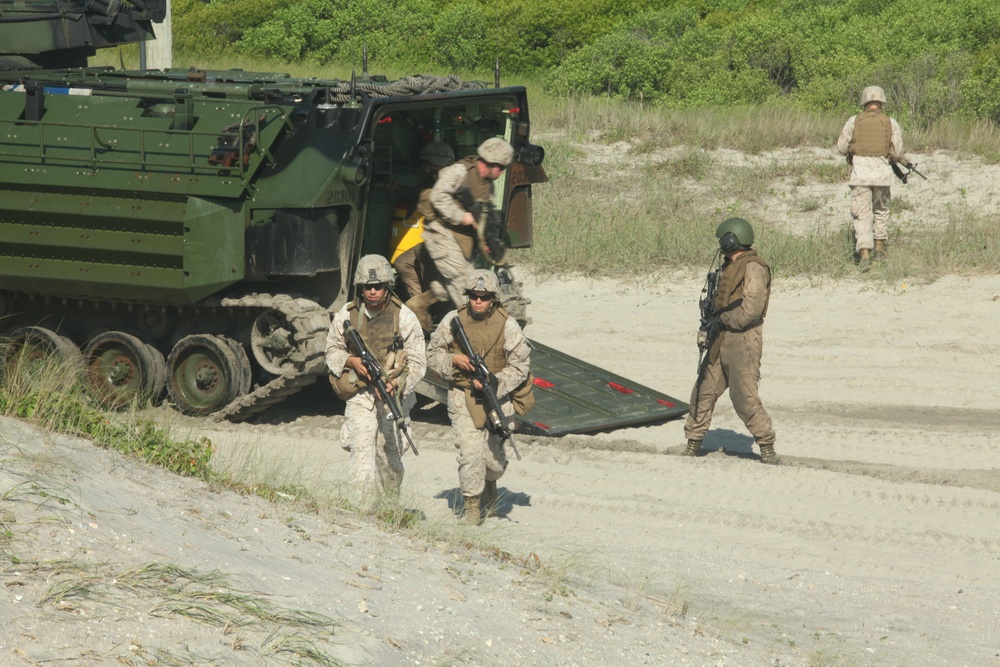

{"left": 705, "top": 316, "right": 725, "bottom": 334}
{"left": 452, "top": 353, "right": 474, "bottom": 373}
{"left": 346, "top": 356, "right": 370, "bottom": 381}
{"left": 460, "top": 212, "right": 477, "bottom": 228}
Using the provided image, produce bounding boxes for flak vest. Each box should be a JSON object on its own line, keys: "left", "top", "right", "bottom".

{"left": 709, "top": 251, "right": 771, "bottom": 364}
{"left": 420, "top": 156, "right": 492, "bottom": 260}
{"left": 850, "top": 109, "right": 892, "bottom": 158}
{"left": 448, "top": 305, "right": 508, "bottom": 390}
{"left": 348, "top": 296, "right": 404, "bottom": 367}
{"left": 329, "top": 296, "right": 403, "bottom": 400}
{"left": 448, "top": 305, "right": 533, "bottom": 427}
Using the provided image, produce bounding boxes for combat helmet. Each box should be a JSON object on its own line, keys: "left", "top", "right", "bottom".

{"left": 860, "top": 85, "right": 886, "bottom": 106}
{"left": 464, "top": 269, "right": 501, "bottom": 295}
{"left": 420, "top": 142, "right": 455, "bottom": 168}
{"left": 477, "top": 138, "right": 514, "bottom": 166}
{"left": 354, "top": 254, "right": 394, "bottom": 287}
{"left": 716, "top": 217, "right": 754, "bottom": 252}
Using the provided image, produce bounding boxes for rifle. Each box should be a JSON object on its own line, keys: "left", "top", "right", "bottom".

{"left": 890, "top": 159, "right": 927, "bottom": 184}
{"left": 342, "top": 321, "right": 418, "bottom": 456}
{"left": 692, "top": 262, "right": 743, "bottom": 416}
{"left": 450, "top": 316, "right": 522, "bottom": 461}
{"left": 454, "top": 187, "right": 508, "bottom": 267}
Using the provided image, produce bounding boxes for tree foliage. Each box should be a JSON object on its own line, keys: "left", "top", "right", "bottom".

{"left": 173, "top": 0, "right": 1000, "bottom": 125}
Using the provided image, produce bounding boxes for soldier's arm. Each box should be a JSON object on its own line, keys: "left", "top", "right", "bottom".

{"left": 720, "top": 263, "right": 770, "bottom": 331}
{"left": 495, "top": 317, "right": 531, "bottom": 397}
{"left": 324, "top": 308, "right": 352, "bottom": 376}
{"left": 398, "top": 306, "right": 427, "bottom": 395}
{"left": 889, "top": 118, "right": 904, "bottom": 161}
{"left": 426, "top": 311, "right": 459, "bottom": 377}
{"left": 836, "top": 116, "right": 855, "bottom": 156}
{"left": 428, "top": 163, "right": 471, "bottom": 226}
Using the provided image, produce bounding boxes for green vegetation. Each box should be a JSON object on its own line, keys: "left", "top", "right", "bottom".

{"left": 0, "top": 343, "right": 213, "bottom": 478}
{"left": 174, "top": 0, "right": 1000, "bottom": 127}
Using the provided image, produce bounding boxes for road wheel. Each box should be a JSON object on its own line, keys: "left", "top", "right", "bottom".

{"left": 3, "top": 326, "right": 81, "bottom": 378}
{"left": 166, "top": 334, "right": 244, "bottom": 415}
{"left": 84, "top": 331, "right": 159, "bottom": 409}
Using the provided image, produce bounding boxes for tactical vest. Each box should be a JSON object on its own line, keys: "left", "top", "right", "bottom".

{"left": 713, "top": 250, "right": 770, "bottom": 328}
{"left": 850, "top": 109, "right": 892, "bottom": 157}
{"left": 449, "top": 305, "right": 508, "bottom": 388}
{"left": 420, "top": 157, "right": 490, "bottom": 259}
{"left": 346, "top": 295, "right": 404, "bottom": 367}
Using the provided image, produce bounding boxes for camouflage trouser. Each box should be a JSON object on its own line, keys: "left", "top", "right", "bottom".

{"left": 446, "top": 388, "right": 509, "bottom": 497}
{"left": 684, "top": 327, "right": 775, "bottom": 446}
{"left": 850, "top": 185, "right": 890, "bottom": 250}
{"left": 392, "top": 244, "right": 427, "bottom": 301}
{"left": 341, "top": 391, "right": 414, "bottom": 499}
{"left": 422, "top": 220, "right": 474, "bottom": 309}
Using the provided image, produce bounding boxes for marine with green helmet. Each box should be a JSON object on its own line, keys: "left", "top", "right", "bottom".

{"left": 324, "top": 254, "right": 427, "bottom": 501}
{"left": 683, "top": 218, "right": 778, "bottom": 465}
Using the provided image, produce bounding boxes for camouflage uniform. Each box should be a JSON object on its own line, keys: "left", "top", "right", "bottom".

{"left": 427, "top": 303, "right": 530, "bottom": 503}
{"left": 423, "top": 159, "right": 490, "bottom": 308}
{"left": 837, "top": 88, "right": 904, "bottom": 254}
{"left": 685, "top": 251, "right": 776, "bottom": 451}
{"left": 423, "top": 139, "right": 513, "bottom": 309}
{"left": 325, "top": 297, "right": 426, "bottom": 498}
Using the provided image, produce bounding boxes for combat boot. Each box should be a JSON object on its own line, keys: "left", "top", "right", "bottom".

{"left": 759, "top": 444, "right": 780, "bottom": 465}
{"left": 404, "top": 290, "right": 437, "bottom": 333}
{"left": 461, "top": 494, "right": 482, "bottom": 525}
{"left": 873, "top": 239, "right": 887, "bottom": 262}
{"left": 683, "top": 439, "right": 703, "bottom": 457}
{"left": 858, "top": 248, "right": 872, "bottom": 273}
{"left": 482, "top": 480, "right": 499, "bottom": 517}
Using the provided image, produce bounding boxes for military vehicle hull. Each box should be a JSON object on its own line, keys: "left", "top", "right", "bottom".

{"left": 0, "top": 1, "right": 688, "bottom": 432}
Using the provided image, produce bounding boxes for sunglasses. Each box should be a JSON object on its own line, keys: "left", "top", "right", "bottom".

{"left": 467, "top": 292, "right": 494, "bottom": 302}
{"left": 362, "top": 283, "right": 388, "bottom": 291}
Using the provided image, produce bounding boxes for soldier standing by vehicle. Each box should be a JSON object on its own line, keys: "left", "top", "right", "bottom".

{"left": 837, "top": 85, "right": 904, "bottom": 272}
{"left": 427, "top": 269, "right": 531, "bottom": 524}
{"left": 684, "top": 218, "right": 778, "bottom": 465}
{"left": 422, "top": 138, "right": 514, "bottom": 310}
{"left": 325, "top": 255, "right": 426, "bottom": 500}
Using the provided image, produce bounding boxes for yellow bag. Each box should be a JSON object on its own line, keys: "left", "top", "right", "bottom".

{"left": 389, "top": 206, "right": 425, "bottom": 264}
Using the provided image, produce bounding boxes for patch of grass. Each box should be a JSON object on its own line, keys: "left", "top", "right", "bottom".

{"left": 656, "top": 148, "right": 714, "bottom": 180}
{"left": 889, "top": 196, "right": 916, "bottom": 213}
{"left": 34, "top": 561, "right": 342, "bottom": 665}
{"left": 0, "top": 343, "right": 213, "bottom": 479}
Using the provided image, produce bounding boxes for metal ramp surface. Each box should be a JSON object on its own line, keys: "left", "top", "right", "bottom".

{"left": 418, "top": 339, "right": 689, "bottom": 436}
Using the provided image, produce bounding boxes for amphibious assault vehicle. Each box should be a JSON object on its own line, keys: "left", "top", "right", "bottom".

{"left": 0, "top": 0, "right": 687, "bottom": 433}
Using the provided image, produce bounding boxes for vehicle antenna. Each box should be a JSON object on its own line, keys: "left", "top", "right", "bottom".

{"left": 362, "top": 43, "right": 368, "bottom": 78}
{"left": 494, "top": 57, "right": 500, "bottom": 88}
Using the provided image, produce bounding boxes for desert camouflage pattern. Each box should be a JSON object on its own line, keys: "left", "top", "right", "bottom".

{"left": 837, "top": 110, "right": 904, "bottom": 250}
{"left": 325, "top": 301, "right": 426, "bottom": 498}
{"left": 427, "top": 310, "right": 530, "bottom": 497}
{"left": 423, "top": 159, "right": 493, "bottom": 307}
{"left": 476, "top": 137, "right": 514, "bottom": 166}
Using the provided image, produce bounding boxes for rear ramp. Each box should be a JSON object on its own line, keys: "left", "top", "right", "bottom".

{"left": 419, "top": 339, "right": 689, "bottom": 436}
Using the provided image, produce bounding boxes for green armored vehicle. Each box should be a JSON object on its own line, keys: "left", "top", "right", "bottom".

{"left": 0, "top": 0, "right": 687, "bottom": 433}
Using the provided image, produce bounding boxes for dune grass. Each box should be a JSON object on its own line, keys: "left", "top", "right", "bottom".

{"left": 0, "top": 341, "right": 213, "bottom": 478}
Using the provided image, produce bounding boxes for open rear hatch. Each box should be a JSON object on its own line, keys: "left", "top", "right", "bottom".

{"left": 420, "top": 338, "right": 689, "bottom": 436}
